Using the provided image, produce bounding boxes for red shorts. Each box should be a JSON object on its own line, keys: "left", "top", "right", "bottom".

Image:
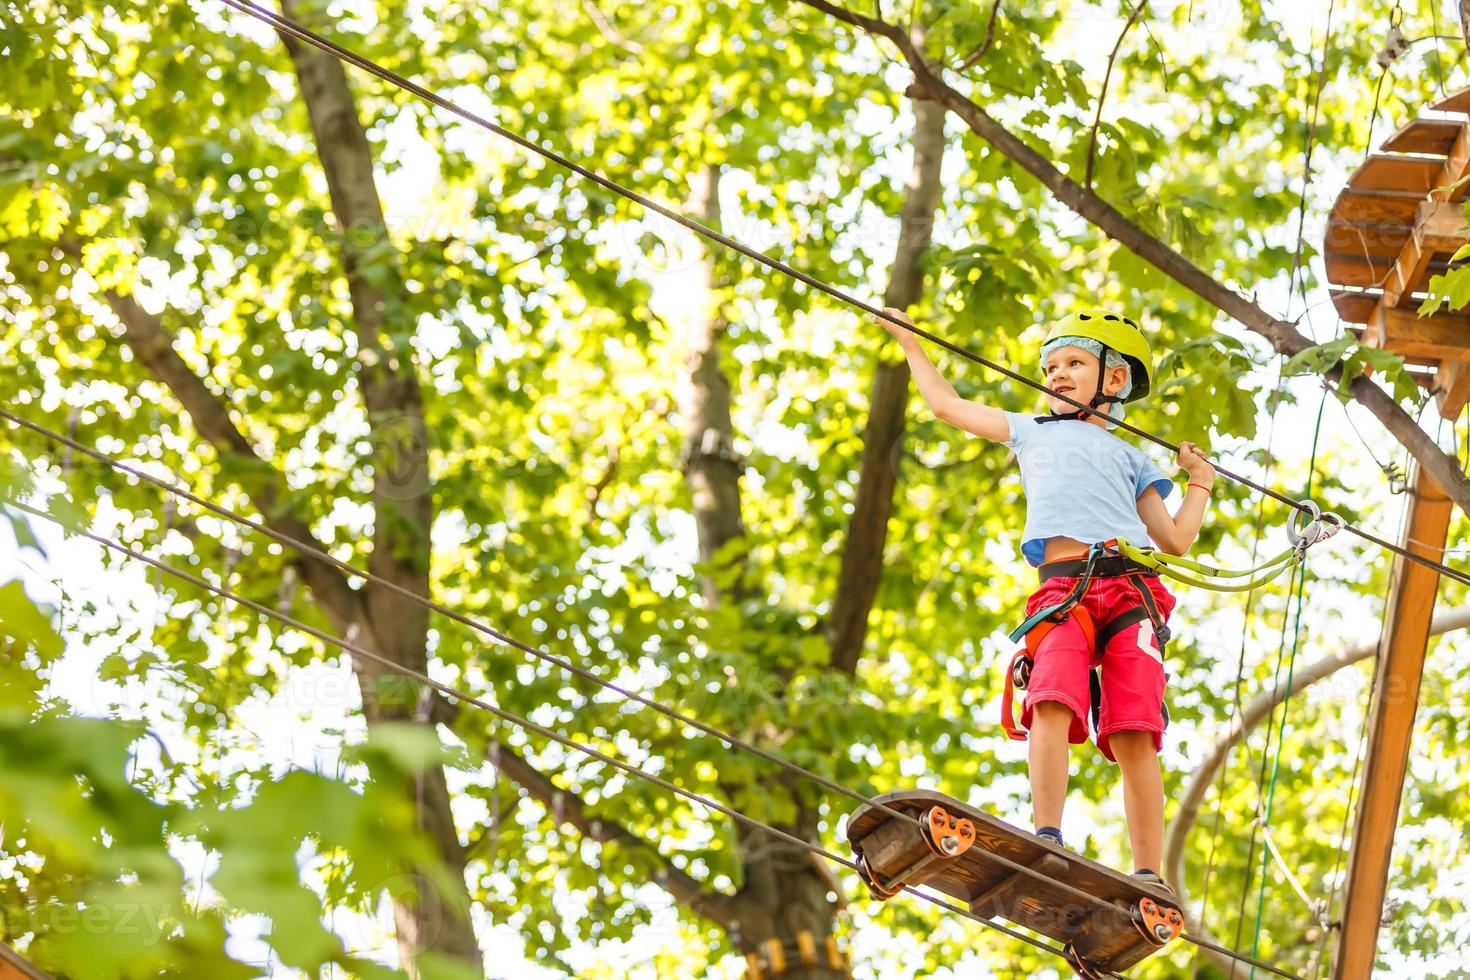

{"left": 1019, "top": 573, "right": 1176, "bottom": 762}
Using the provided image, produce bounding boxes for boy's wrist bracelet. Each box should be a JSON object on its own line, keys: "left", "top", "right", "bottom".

{"left": 1188, "top": 481, "right": 1213, "bottom": 494}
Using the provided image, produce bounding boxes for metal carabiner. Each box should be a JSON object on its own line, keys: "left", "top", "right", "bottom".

{"left": 1287, "top": 499, "right": 1323, "bottom": 552}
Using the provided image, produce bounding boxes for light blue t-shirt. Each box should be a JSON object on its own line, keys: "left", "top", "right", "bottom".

{"left": 1003, "top": 412, "right": 1174, "bottom": 567}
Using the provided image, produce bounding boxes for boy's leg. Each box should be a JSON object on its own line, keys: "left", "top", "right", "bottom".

{"left": 1028, "top": 700, "right": 1074, "bottom": 830}
{"left": 1095, "top": 576, "right": 1175, "bottom": 874}
{"left": 1019, "top": 606, "right": 1092, "bottom": 837}
{"left": 1109, "top": 730, "right": 1163, "bottom": 873}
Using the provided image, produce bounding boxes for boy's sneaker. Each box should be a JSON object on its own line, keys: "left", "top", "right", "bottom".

{"left": 1132, "top": 869, "right": 1176, "bottom": 898}
{"left": 1035, "top": 826, "right": 1064, "bottom": 847}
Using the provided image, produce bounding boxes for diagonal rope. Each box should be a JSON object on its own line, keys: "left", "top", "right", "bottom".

{"left": 204, "top": 0, "right": 1470, "bottom": 592}
{"left": 0, "top": 412, "right": 1305, "bottom": 979}
{"left": 1192, "top": 364, "right": 1286, "bottom": 973}
{"left": 3, "top": 493, "right": 1118, "bottom": 977}
{"left": 1245, "top": 391, "right": 1328, "bottom": 977}
{"left": 0, "top": 405, "right": 930, "bottom": 838}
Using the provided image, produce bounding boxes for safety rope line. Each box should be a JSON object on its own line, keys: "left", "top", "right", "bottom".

{"left": 1228, "top": 551, "right": 1304, "bottom": 968}
{"left": 1113, "top": 490, "right": 1342, "bottom": 591}
{"left": 0, "top": 406, "right": 931, "bottom": 840}
{"left": 1284, "top": 0, "right": 1336, "bottom": 324}
{"left": 1247, "top": 391, "right": 1328, "bottom": 976}
{"left": 208, "top": 0, "right": 1470, "bottom": 593}
{"left": 1193, "top": 365, "right": 1289, "bottom": 971}
{"left": 1112, "top": 536, "right": 1321, "bottom": 594}
{"left": 2, "top": 495, "right": 1120, "bottom": 979}
{"left": 0, "top": 412, "right": 1305, "bottom": 979}
{"left": 1257, "top": 822, "right": 1322, "bottom": 923}
{"left": 1243, "top": 559, "right": 1311, "bottom": 975}
{"left": 1232, "top": 396, "right": 1329, "bottom": 963}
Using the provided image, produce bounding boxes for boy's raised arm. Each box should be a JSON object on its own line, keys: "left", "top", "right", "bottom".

{"left": 874, "top": 308, "right": 1011, "bottom": 443}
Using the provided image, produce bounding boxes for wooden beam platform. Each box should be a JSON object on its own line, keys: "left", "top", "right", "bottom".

{"left": 1324, "top": 253, "right": 1447, "bottom": 292}
{"left": 1325, "top": 89, "right": 1470, "bottom": 976}
{"left": 1332, "top": 466, "right": 1452, "bottom": 980}
{"left": 1381, "top": 117, "right": 1462, "bottom": 156}
{"left": 1435, "top": 360, "right": 1470, "bottom": 418}
{"left": 1326, "top": 89, "right": 1470, "bottom": 421}
{"left": 1431, "top": 88, "right": 1470, "bottom": 113}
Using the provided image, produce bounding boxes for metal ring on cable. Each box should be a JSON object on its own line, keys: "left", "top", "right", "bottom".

{"left": 1286, "top": 499, "right": 1323, "bottom": 550}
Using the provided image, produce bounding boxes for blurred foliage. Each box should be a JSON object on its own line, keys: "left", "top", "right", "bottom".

{"left": 0, "top": 0, "right": 1466, "bottom": 976}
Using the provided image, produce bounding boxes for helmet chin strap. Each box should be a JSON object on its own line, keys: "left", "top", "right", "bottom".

{"left": 1041, "top": 343, "right": 1123, "bottom": 423}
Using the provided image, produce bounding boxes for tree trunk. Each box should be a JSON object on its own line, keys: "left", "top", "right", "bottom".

{"left": 676, "top": 166, "right": 846, "bottom": 974}
{"left": 828, "top": 92, "right": 946, "bottom": 675}
{"left": 276, "top": 0, "right": 479, "bottom": 966}
{"left": 679, "top": 164, "right": 748, "bottom": 607}
{"left": 728, "top": 803, "right": 846, "bottom": 980}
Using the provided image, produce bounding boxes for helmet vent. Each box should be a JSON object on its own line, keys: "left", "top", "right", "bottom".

{"left": 1104, "top": 314, "right": 1119, "bottom": 321}
{"left": 1078, "top": 313, "right": 1092, "bottom": 320}
{"left": 1123, "top": 317, "right": 1137, "bottom": 328}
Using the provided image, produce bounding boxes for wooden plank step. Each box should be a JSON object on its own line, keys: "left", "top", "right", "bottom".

{"left": 1324, "top": 252, "right": 1448, "bottom": 290}
{"left": 1377, "top": 308, "right": 1470, "bottom": 360}
{"left": 1325, "top": 219, "right": 1414, "bottom": 259}
{"left": 847, "top": 790, "right": 1181, "bottom": 974}
{"left": 1431, "top": 87, "right": 1470, "bottom": 114}
{"left": 1332, "top": 289, "right": 1380, "bottom": 324}
{"left": 1344, "top": 155, "right": 1447, "bottom": 195}
{"left": 1381, "top": 117, "right": 1462, "bottom": 156}
{"left": 1331, "top": 188, "right": 1436, "bottom": 226}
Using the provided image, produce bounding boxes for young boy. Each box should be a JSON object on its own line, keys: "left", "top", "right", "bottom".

{"left": 876, "top": 306, "right": 1215, "bottom": 892}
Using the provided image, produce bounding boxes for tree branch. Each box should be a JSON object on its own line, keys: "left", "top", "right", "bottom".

{"left": 67, "top": 271, "right": 364, "bottom": 639}
{"left": 1086, "top": 0, "right": 1149, "bottom": 189}
{"left": 953, "top": 0, "right": 1002, "bottom": 73}
{"left": 796, "top": 0, "right": 1470, "bottom": 512}
{"left": 828, "top": 96, "right": 946, "bottom": 675}
{"left": 278, "top": 0, "right": 435, "bottom": 676}
{"left": 580, "top": 0, "right": 644, "bottom": 54}
{"left": 1162, "top": 605, "right": 1470, "bottom": 972}
{"left": 487, "top": 741, "right": 742, "bottom": 933}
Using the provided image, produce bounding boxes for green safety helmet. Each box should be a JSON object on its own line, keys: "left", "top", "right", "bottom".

{"left": 1042, "top": 309, "right": 1153, "bottom": 403}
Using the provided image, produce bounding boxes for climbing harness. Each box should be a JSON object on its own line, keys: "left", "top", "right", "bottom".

{"left": 1000, "top": 504, "right": 1341, "bottom": 742}
{"left": 1000, "top": 540, "right": 1172, "bottom": 742}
